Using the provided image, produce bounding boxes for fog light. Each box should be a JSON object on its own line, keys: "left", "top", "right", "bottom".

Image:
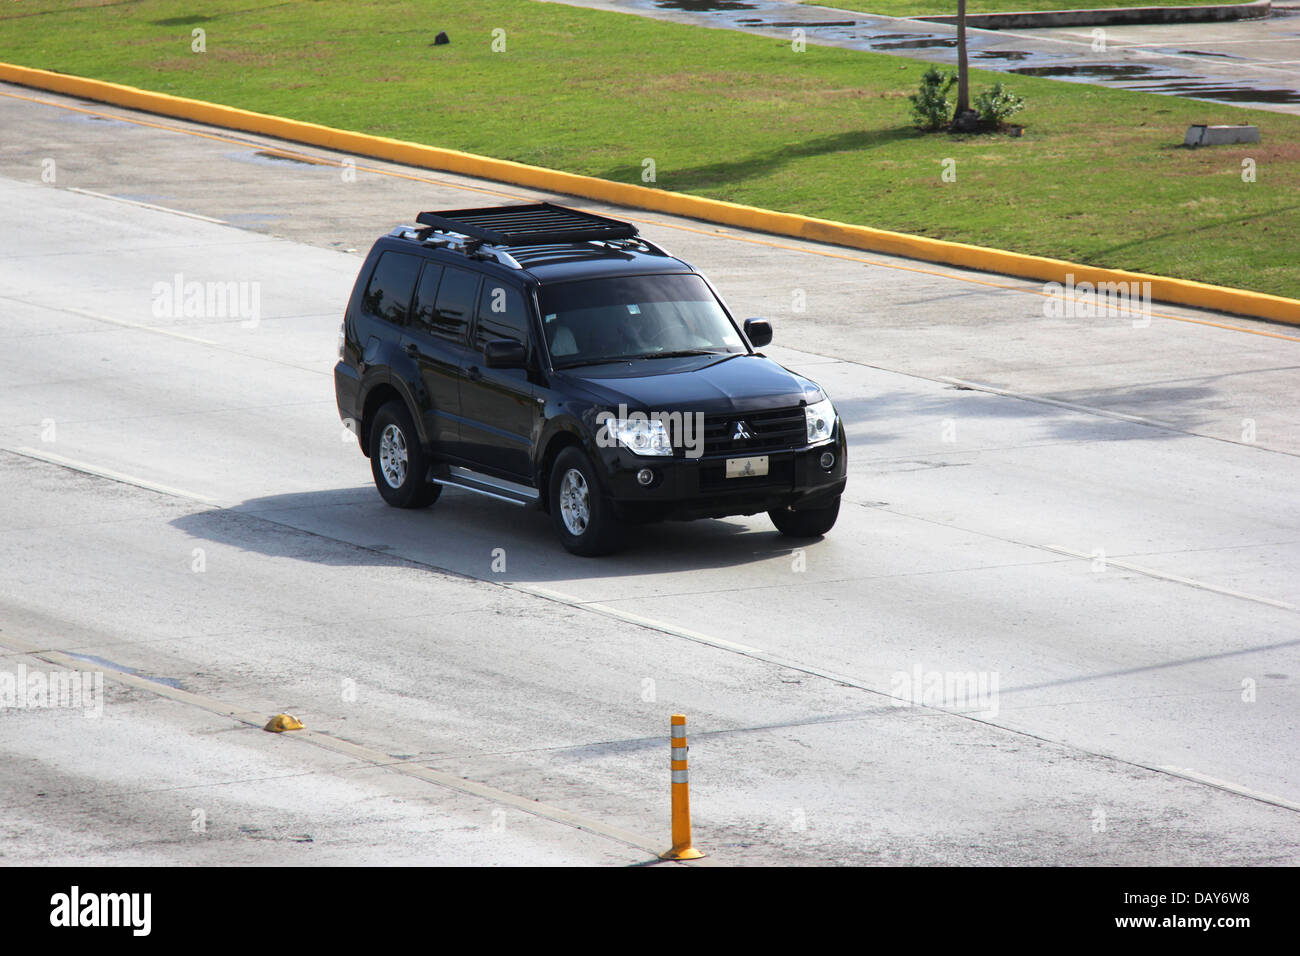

{"left": 637, "top": 468, "right": 655, "bottom": 487}
{"left": 819, "top": 452, "right": 835, "bottom": 470}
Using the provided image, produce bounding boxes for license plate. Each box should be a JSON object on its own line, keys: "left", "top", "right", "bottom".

{"left": 726, "top": 455, "right": 769, "bottom": 478}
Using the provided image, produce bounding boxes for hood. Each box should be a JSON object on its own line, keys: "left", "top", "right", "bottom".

{"left": 555, "top": 353, "right": 821, "bottom": 415}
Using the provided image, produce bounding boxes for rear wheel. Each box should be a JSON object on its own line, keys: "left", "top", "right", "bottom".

{"left": 769, "top": 496, "right": 840, "bottom": 538}
{"left": 549, "top": 447, "right": 620, "bottom": 556}
{"left": 369, "top": 401, "right": 440, "bottom": 509}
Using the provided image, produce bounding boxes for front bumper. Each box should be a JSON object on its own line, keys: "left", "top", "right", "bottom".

{"left": 598, "top": 429, "right": 848, "bottom": 521}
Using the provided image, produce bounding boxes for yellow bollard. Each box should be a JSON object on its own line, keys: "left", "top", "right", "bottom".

{"left": 660, "top": 713, "right": 705, "bottom": 860}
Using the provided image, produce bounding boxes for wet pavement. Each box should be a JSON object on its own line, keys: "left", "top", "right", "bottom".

{"left": 538, "top": 0, "right": 1300, "bottom": 113}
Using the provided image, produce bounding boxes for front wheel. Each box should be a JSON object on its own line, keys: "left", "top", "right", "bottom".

{"left": 769, "top": 496, "right": 840, "bottom": 538}
{"left": 369, "top": 401, "right": 441, "bottom": 509}
{"left": 549, "top": 447, "right": 621, "bottom": 556}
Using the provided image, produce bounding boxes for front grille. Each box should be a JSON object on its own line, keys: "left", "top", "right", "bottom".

{"left": 700, "top": 406, "right": 806, "bottom": 457}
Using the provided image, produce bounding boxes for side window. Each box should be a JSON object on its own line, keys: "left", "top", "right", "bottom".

{"left": 429, "top": 266, "right": 480, "bottom": 342}
{"left": 410, "top": 262, "right": 445, "bottom": 333}
{"left": 475, "top": 283, "right": 531, "bottom": 351}
{"left": 361, "top": 251, "right": 421, "bottom": 326}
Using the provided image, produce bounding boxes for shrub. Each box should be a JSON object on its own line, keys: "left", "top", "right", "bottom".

{"left": 908, "top": 67, "right": 957, "bottom": 132}
{"left": 973, "top": 82, "right": 1026, "bottom": 128}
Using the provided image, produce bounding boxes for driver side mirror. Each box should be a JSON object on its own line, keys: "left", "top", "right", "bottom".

{"left": 483, "top": 339, "right": 527, "bottom": 369}
{"left": 743, "top": 318, "right": 773, "bottom": 349}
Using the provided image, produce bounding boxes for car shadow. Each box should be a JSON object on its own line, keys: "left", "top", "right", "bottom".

{"left": 169, "top": 485, "right": 811, "bottom": 584}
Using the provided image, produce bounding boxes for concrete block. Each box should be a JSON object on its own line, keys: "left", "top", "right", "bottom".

{"left": 1185, "top": 124, "right": 1261, "bottom": 147}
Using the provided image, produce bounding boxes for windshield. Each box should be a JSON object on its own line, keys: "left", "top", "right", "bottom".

{"left": 538, "top": 274, "right": 747, "bottom": 368}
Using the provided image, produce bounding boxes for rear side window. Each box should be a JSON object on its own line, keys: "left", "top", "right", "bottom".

{"left": 361, "top": 251, "right": 421, "bottom": 326}
{"left": 475, "top": 283, "right": 532, "bottom": 350}
{"left": 411, "top": 262, "right": 446, "bottom": 333}
{"left": 430, "top": 266, "right": 480, "bottom": 342}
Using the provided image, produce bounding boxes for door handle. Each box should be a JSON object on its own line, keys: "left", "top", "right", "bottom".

{"left": 466, "top": 366, "right": 482, "bottom": 382}
{"left": 404, "top": 343, "right": 419, "bottom": 358}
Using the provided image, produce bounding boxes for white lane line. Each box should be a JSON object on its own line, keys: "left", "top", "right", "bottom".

{"left": 66, "top": 187, "right": 228, "bottom": 224}
{"left": 943, "top": 377, "right": 1182, "bottom": 430}
{"left": 0, "top": 633, "right": 686, "bottom": 864}
{"left": 61, "top": 305, "right": 219, "bottom": 346}
{"left": 1043, "top": 545, "right": 1299, "bottom": 613}
{"left": 1157, "top": 767, "right": 1300, "bottom": 815}
{"left": 17, "top": 301, "right": 331, "bottom": 376}
{"left": 520, "top": 585, "right": 770, "bottom": 656}
{"left": 4, "top": 446, "right": 218, "bottom": 505}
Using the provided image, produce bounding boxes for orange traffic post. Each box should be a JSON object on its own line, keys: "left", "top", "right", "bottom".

{"left": 660, "top": 714, "right": 705, "bottom": 860}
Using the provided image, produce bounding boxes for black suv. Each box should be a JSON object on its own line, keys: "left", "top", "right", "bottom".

{"left": 334, "top": 203, "right": 846, "bottom": 555}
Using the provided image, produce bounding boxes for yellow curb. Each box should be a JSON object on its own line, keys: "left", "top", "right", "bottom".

{"left": 3, "top": 60, "right": 1297, "bottom": 326}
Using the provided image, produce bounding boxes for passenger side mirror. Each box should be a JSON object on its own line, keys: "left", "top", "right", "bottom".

{"left": 743, "top": 318, "right": 773, "bottom": 349}
{"left": 483, "top": 339, "right": 528, "bottom": 369}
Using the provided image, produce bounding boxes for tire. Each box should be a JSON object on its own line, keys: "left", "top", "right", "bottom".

{"left": 769, "top": 496, "right": 840, "bottom": 538}
{"left": 369, "top": 401, "right": 441, "bottom": 509}
{"left": 548, "top": 447, "right": 621, "bottom": 556}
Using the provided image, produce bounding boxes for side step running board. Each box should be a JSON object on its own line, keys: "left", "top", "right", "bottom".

{"left": 430, "top": 465, "right": 540, "bottom": 507}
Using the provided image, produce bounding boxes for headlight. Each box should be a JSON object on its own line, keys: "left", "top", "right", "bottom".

{"left": 606, "top": 415, "right": 674, "bottom": 457}
{"left": 337, "top": 324, "right": 346, "bottom": 359}
{"left": 805, "top": 398, "right": 836, "bottom": 445}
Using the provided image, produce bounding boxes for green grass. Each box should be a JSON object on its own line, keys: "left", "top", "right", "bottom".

{"left": 804, "top": 0, "right": 1227, "bottom": 16}
{"left": 2, "top": 0, "right": 1296, "bottom": 298}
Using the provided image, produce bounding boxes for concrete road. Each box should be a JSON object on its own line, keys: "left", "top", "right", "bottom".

{"left": 1, "top": 85, "right": 1298, "bottom": 865}
{"left": 546, "top": 0, "right": 1300, "bottom": 113}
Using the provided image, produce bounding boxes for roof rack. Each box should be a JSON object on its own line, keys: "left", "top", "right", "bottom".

{"left": 415, "top": 202, "right": 640, "bottom": 246}
{"left": 388, "top": 225, "right": 523, "bottom": 268}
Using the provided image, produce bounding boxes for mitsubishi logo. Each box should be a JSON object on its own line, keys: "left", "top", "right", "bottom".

{"left": 732, "top": 421, "right": 753, "bottom": 441}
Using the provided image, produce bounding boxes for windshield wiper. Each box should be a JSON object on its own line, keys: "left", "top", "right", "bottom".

{"left": 631, "top": 349, "right": 728, "bottom": 360}
{"left": 552, "top": 357, "right": 632, "bottom": 370}
{"left": 553, "top": 349, "right": 736, "bottom": 369}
